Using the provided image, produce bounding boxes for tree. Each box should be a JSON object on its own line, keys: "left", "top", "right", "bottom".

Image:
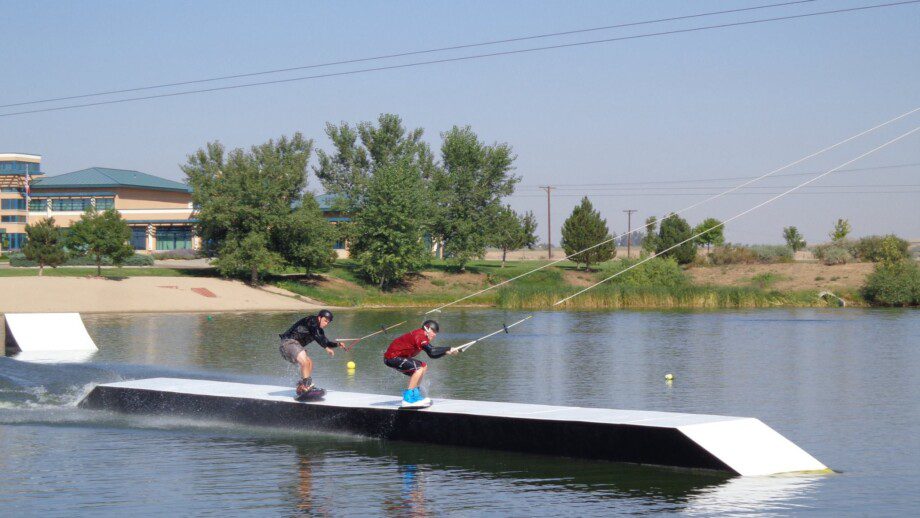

{"left": 830, "top": 218, "right": 851, "bottom": 241}
{"left": 67, "top": 208, "right": 134, "bottom": 276}
{"left": 491, "top": 205, "right": 529, "bottom": 267}
{"left": 22, "top": 217, "right": 66, "bottom": 275}
{"left": 642, "top": 216, "right": 658, "bottom": 254}
{"left": 313, "top": 114, "right": 435, "bottom": 212}
{"left": 184, "top": 133, "right": 334, "bottom": 284}
{"left": 560, "top": 197, "right": 615, "bottom": 270}
{"left": 271, "top": 196, "right": 338, "bottom": 274}
{"left": 656, "top": 214, "right": 696, "bottom": 265}
{"left": 783, "top": 226, "right": 807, "bottom": 253}
{"left": 349, "top": 158, "right": 430, "bottom": 289}
{"left": 693, "top": 217, "right": 725, "bottom": 252}
{"left": 520, "top": 210, "right": 538, "bottom": 250}
{"left": 430, "top": 126, "right": 518, "bottom": 270}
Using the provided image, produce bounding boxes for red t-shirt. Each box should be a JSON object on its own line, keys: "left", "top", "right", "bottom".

{"left": 384, "top": 328, "right": 429, "bottom": 359}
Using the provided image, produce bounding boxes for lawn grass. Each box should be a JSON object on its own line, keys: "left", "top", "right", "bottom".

{"left": 0, "top": 267, "right": 212, "bottom": 278}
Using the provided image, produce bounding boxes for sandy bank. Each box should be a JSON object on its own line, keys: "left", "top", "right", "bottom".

{"left": 0, "top": 276, "right": 324, "bottom": 314}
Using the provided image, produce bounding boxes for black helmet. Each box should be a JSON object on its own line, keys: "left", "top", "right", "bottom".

{"left": 317, "top": 309, "right": 334, "bottom": 322}
{"left": 422, "top": 320, "right": 439, "bottom": 333}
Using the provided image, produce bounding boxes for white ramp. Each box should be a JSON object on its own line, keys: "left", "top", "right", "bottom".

{"left": 4, "top": 313, "right": 98, "bottom": 353}
{"left": 81, "top": 377, "right": 830, "bottom": 476}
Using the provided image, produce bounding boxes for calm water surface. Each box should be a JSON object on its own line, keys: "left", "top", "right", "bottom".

{"left": 1, "top": 308, "right": 917, "bottom": 516}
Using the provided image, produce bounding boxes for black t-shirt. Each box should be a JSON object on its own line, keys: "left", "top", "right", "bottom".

{"left": 280, "top": 315, "right": 336, "bottom": 349}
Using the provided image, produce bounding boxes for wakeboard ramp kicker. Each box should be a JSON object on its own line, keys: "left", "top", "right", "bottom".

{"left": 78, "top": 107, "right": 920, "bottom": 475}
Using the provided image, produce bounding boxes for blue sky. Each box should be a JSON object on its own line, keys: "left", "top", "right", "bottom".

{"left": 3, "top": 0, "right": 918, "bottom": 243}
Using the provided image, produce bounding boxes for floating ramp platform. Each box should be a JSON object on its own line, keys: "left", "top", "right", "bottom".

{"left": 80, "top": 378, "right": 828, "bottom": 476}
{"left": 4, "top": 313, "right": 98, "bottom": 357}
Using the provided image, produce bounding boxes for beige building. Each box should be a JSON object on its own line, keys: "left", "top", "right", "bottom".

{"left": 0, "top": 153, "right": 198, "bottom": 253}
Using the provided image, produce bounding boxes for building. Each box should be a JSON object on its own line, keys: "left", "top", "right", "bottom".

{"left": 0, "top": 153, "right": 43, "bottom": 252}
{"left": 1, "top": 152, "right": 348, "bottom": 256}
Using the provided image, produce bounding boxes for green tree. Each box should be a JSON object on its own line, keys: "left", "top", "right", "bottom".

{"left": 184, "top": 133, "right": 333, "bottom": 284}
{"left": 830, "top": 218, "right": 851, "bottom": 241}
{"left": 431, "top": 126, "right": 518, "bottom": 270}
{"left": 520, "top": 210, "right": 538, "bottom": 250}
{"left": 642, "top": 216, "right": 658, "bottom": 254}
{"left": 783, "top": 226, "right": 807, "bottom": 253}
{"left": 656, "top": 214, "right": 696, "bottom": 265}
{"left": 67, "top": 208, "right": 134, "bottom": 276}
{"left": 560, "top": 197, "right": 615, "bottom": 270}
{"left": 271, "top": 196, "right": 338, "bottom": 274}
{"left": 350, "top": 158, "right": 430, "bottom": 289}
{"left": 692, "top": 217, "right": 725, "bottom": 252}
{"left": 22, "top": 217, "right": 66, "bottom": 275}
{"left": 314, "top": 114, "right": 435, "bottom": 212}
{"left": 491, "top": 205, "right": 527, "bottom": 267}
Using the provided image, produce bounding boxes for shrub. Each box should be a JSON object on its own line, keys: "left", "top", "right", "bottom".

{"left": 816, "top": 246, "right": 853, "bottom": 265}
{"left": 748, "top": 245, "right": 793, "bottom": 263}
{"left": 854, "top": 235, "right": 909, "bottom": 263}
{"left": 153, "top": 249, "right": 203, "bottom": 260}
{"left": 603, "top": 257, "right": 689, "bottom": 288}
{"left": 708, "top": 244, "right": 758, "bottom": 265}
{"left": 862, "top": 261, "right": 920, "bottom": 306}
{"left": 10, "top": 252, "right": 154, "bottom": 267}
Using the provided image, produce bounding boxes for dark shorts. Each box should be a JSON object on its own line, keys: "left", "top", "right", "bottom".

{"left": 384, "top": 357, "right": 426, "bottom": 376}
{"left": 280, "top": 338, "right": 306, "bottom": 364}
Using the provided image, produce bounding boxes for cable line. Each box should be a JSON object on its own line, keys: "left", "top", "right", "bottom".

{"left": 424, "top": 106, "right": 919, "bottom": 314}
{"left": 0, "top": 0, "right": 819, "bottom": 109}
{"left": 3, "top": 1, "right": 917, "bottom": 118}
{"left": 554, "top": 125, "right": 920, "bottom": 306}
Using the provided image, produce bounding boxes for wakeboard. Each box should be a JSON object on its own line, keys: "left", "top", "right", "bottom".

{"left": 295, "top": 387, "right": 326, "bottom": 401}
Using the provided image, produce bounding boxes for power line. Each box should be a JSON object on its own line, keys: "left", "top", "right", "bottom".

{"left": 0, "top": 0, "right": 821, "bottom": 109}
{"left": 511, "top": 190, "right": 920, "bottom": 197}
{"left": 517, "top": 162, "right": 920, "bottom": 188}
{"left": 514, "top": 182, "right": 920, "bottom": 192}
{"left": 3, "top": 0, "right": 917, "bottom": 118}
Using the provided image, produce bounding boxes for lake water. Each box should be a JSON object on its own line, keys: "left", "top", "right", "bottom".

{"left": 1, "top": 308, "right": 917, "bottom": 516}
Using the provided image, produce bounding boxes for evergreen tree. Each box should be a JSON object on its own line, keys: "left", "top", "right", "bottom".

{"left": 642, "top": 216, "right": 658, "bottom": 254}
{"left": 22, "top": 217, "right": 66, "bottom": 275}
{"left": 67, "top": 208, "right": 134, "bottom": 276}
{"left": 656, "top": 214, "right": 696, "bottom": 264}
{"left": 184, "top": 133, "right": 333, "bottom": 284}
{"left": 350, "top": 158, "right": 429, "bottom": 289}
{"left": 560, "top": 197, "right": 615, "bottom": 270}
{"left": 783, "top": 226, "right": 807, "bottom": 253}
{"left": 692, "top": 217, "right": 725, "bottom": 252}
{"left": 431, "top": 126, "right": 518, "bottom": 270}
{"left": 491, "top": 205, "right": 525, "bottom": 267}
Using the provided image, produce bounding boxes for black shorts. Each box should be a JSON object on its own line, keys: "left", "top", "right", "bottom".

{"left": 384, "top": 357, "right": 426, "bottom": 376}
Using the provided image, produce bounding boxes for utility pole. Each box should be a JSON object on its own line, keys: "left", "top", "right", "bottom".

{"left": 623, "top": 209, "right": 637, "bottom": 258}
{"left": 540, "top": 186, "right": 555, "bottom": 259}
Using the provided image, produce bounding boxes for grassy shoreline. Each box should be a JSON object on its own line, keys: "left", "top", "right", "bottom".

{"left": 0, "top": 258, "right": 874, "bottom": 308}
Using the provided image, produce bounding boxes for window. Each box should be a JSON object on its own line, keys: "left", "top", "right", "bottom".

{"left": 1, "top": 187, "right": 22, "bottom": 193}
{"left": 0, "top": 162, "right": 40, "bottom": 174}
{"left": 1, "top": 199, "right": 26, "bottom": 210}
{"left": 51, "top": 198, "right": 89, "bottom": 212}
{"left": 130, "top": 227, "right": 147, "bottom": 250}
{"left": 95, "top": 197, "right": 115, "bottom": 210}
{"left": 156, "top": 226, "right": 192, "bottom": 250}
{"left": 1, "top": 215, "right": 26, "bottom": 223}
{"left": 6, "top": 233, "right": 27, "bottom": 250}
{"left": 29, "top": 198, "right": 47, "bottom": 211}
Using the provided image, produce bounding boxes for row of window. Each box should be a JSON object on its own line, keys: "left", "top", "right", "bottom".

{"left": 1, "top": 199, "right": 26, "bottom": 210}
{"left": 27, "top": 197, "right": 115, "bottom": 212}
{"left": 1, "top": 215, "right": 26, "bottom": 223}
{"left": 2, "top": 226, "right": 193, "bottom": 251}
{"left": 0, "top": 162, "right": 41, "bottom": 174}
{"left": 1, "top": 187, "right": 22, "bottom": 193}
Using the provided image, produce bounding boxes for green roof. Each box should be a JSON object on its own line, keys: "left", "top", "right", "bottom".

{"left": 32, "top": 167, "right": 191, "bottom": 193}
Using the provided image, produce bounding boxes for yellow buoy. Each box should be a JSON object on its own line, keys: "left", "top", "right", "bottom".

{"left": 664, "top": 373, "right": 674, "bottom": 381}
{"left": 347, "top": 361, "right": 356, "bottom": 370}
